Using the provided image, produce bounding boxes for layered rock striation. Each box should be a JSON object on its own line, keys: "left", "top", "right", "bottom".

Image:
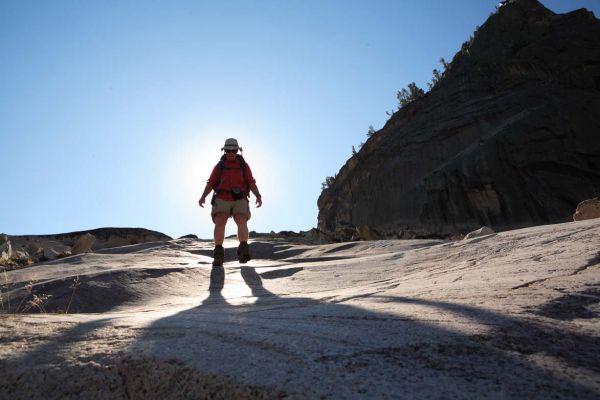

{"left": 318, "top": 0, "right": 600, "bottom": 240}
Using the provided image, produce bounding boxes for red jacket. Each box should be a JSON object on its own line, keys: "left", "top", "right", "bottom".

{"left": 207, "top": 157, "right": 256, "bottom": 201}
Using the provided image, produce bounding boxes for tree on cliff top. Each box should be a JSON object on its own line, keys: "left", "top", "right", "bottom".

{"left": 397, "top": 82, "right": 425, "bottom": 108}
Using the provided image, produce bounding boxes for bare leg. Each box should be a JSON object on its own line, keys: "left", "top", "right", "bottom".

{"left": 233, "top": 214, "right": 249, "bottom": 242}
{"left": 234, "top": 214, "right": 251, "bottom": 263}
{"left": 214, "top": 213, "right": 229, "bottom": 246}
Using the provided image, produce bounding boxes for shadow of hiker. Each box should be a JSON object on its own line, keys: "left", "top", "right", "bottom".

{"left": 3, "top": 264, "right": 599, "bottom": 399}
{"left": 239, "top": 266, "right": 282, "bottom": 306}
{"left": 129, "top": 265, "right": 600, "bottom": 399}
{"left": 201, "top": 265, "right": 227, "bottom": 305}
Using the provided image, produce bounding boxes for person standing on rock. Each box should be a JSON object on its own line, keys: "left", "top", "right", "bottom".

{"left": 198, "top": 138, "right": 262, "bottom": 266}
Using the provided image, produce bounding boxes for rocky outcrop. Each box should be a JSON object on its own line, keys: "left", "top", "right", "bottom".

{"left": 4, "top": 228, "right": 172, "bottom": 266}
{"left": 573, "top": 198, "right": 600, "bottom": 221}
{"left": 318, "top": 0, "right": 600, "bottom": 240}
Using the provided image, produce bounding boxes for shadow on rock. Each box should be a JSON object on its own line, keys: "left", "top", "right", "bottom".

{"left": 3, "top": 265, "right": 599, "bottom": 399}
{"left": 129, "top": 266, "right": 600, "bottom": 399}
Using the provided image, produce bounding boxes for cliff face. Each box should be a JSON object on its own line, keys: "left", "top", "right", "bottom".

{"left": 318, "top": 0, "right": 600, "bottom": 240}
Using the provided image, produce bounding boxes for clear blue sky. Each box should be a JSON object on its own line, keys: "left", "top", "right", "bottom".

{"left": 1, "top": 0, "right": 598, "bottom": 239}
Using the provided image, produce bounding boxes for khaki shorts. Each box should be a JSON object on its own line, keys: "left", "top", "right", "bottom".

{"left": 211, "top": 198, "right": 251, "bottom": 221}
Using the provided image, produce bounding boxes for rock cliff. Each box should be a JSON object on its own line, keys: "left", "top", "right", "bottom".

{"left": 318, "top": 0, "right": 600, "bottom": 240}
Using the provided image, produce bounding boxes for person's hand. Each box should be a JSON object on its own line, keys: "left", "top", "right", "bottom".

{"left": 198, "top": 197, "right": 206, "bottom": 208}
{"left": 255, "top": 195, "right": 262, "bottom": 208}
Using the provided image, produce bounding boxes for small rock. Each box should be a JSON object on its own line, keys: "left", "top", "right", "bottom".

{"left": 464, "top": 226, "right": 495, "bottom": 240}
{"left": 573, "top": 198, "right": 600, "bottom": 221}
{"left": 72, "top": 233, "right": 96, "bottom": 255}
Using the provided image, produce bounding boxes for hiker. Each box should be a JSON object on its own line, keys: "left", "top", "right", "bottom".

{"left": 198, "top": 138, "right": 263, "bottom": 266}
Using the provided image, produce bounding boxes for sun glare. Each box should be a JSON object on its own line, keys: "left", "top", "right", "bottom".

{"left": 162, "top": 124, "right": 283, "bottom": 237}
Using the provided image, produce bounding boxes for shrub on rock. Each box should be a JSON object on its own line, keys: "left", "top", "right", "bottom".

{"left": 573, "top": 198, "right": 600, "bottom": 221}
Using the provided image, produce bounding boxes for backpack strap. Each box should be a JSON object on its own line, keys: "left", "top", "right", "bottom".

{"left": 238, "top": 155, "right": 249, "bottom": 193}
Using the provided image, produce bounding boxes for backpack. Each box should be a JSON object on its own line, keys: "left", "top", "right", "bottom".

{"left": 212, "top": 155, "right": 249, "bottom": 201}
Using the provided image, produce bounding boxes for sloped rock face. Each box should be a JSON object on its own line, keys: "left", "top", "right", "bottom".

{"left": 318, "top": 0, "right": 600, "bottom": 239}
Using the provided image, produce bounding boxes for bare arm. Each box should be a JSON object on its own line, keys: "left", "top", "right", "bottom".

{"left": 198, "top": 184, "right": 213, "bottom": 208}
{"left": 249, "top": 183, "right": 262, "bottom": 208}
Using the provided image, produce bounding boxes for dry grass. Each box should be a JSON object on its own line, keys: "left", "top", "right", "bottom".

{"left": 1, "top": 270, "right": 81, "bottom": 314}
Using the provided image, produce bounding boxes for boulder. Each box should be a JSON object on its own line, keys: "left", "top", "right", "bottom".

{"left": 0, "top": 234, "right": 7, "bottom": 245}
{"left": 356, "top": 225, "right": 382, "bottom": 241}
{"left": 0, "top": 240, "right": 12, "bottom": 263}
{"left": 43, "top": 248, "right": 57, "bottom": 260}
{"left": 573, "top": 198, "right": 600, "bottom": 221}
{"left": 71, "top": 233, "right": 96, "bottom": 255}
{"left": 43, "top": 243, "right": 72, "bottom": 260}
{"left": 464, "top": 226, "right": 495, "bottom": 240}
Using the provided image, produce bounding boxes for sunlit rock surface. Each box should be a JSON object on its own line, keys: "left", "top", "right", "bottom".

{"left": 318, "top": 0, "right": 600, "bottom": 240}
{"left": 1, "top": 219, "right": 599, "bottom": 398}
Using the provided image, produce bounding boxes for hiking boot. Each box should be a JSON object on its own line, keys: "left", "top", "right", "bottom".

{"left": 237, "top": 241, "right": 251, "bottom": 264}
{"left": 213, "top": 245, "right": 224, "bottom": 266}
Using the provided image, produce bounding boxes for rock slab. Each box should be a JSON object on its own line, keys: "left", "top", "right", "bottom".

{"left": 0, "top": 219, "right": 599, "bottom": 399}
